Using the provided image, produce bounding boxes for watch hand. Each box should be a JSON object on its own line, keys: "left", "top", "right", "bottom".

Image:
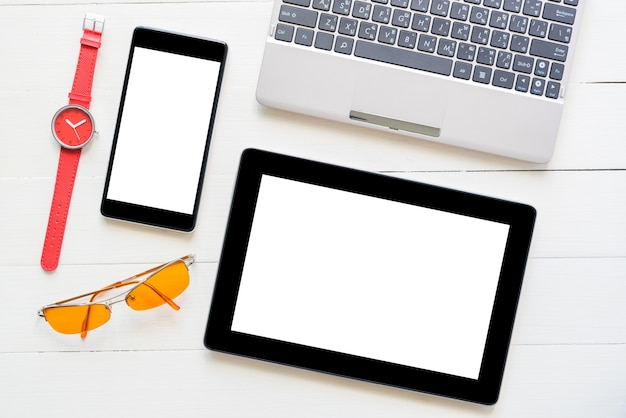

{"left": 73, "top": 119, "right": 87, "bottom": 128}
{"left": 65, "top": 119, "right": 77, "bottom": 129}
{"left": 71, "top": 127, "right": 81, "bottom": 143}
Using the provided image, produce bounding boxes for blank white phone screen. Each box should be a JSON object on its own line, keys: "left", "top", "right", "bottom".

{"left": 231, "top": 175, "right": 511, "bottom": 380}
{"left": 106, "top": 47, "right": 220, "bottom": 215}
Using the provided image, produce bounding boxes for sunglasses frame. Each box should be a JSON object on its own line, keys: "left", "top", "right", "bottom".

{"left": 38, "top": 254, "right": 195, "bottom": 338}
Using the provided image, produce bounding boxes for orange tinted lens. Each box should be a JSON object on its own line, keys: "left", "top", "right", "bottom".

{"left": 43, "top": 305, "right": 111, "bottom": 334}
{"left": 126, "top": 260, "right": 190, "bottom": 311}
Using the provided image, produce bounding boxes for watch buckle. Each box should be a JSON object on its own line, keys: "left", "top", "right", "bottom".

{"left": 83, "top": 13, "right": 105, "bottom": 34}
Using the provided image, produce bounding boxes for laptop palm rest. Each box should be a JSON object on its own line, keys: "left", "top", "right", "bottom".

{"left": 349, "top": 66, "right": 446, "bottom": 138}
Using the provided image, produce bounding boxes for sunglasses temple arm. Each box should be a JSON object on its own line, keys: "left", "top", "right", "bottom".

{"left": 80, "top": 305, "right": 93, "bottom": 339}
{"left": 142, "top": 281, "right": 180, "bottom": 310}
{"left": 47, "top": 256, "right": 194, "bottom": 306}
{"left": 48, "top": 280, "right": 139, "bottom": 306}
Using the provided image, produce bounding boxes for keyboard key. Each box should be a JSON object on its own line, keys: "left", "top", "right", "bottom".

{"left": 515, "top": 74, "right": 530, "bottom": 92}
{"left": 319, "top": 13, "right": 338, "bottom": 31}
{"left": 490, "top": 30, "right": 510, "bottom": 49}
{"left": 523, "top": 0, "right": 542, "bottom": 18}
{"left": 549, "top": 23, "right": 572, "bottom": 43}
{"left": 398, "top": 29, "right": 417, "bottom": 47}
{"left": 530, "top": 38, "right": 568, "bottom": 61}
{"left": 457, "top": 42, "right": 477, "bottom": 61}
{"left": 373, "top": 5, "right": 392, "bottom": 23}
{"left": 359, "top": 22, "right": 379, "bottom": 40}
{"left": 430, "top": 0, "right": 450, "bottom": 17}
{"left": 496, "top": 51, "right": 512, "bottom": 68}
{"left": 392, "top": 0, "right": 410, "bottom": 7}
{"left": 312, "top": 0, "right": 331, "bottom": 10}
{"left": 453, "top": 61, "right": 472, "bottom": 80}
{"left": 509, "top": 15, "right": 528, "bottom": 34}
{"left": 451, "top": 22, "right": 470, "bottom": 40}
{"left": 333, "top": 0, "right": 353, "bottom": 15}
{"left": 543, "top": 3, "right": 576, "bottom": 25}
{"left": 470, "top": 7, "right": 489, "bottom": 25}
{"left": 339, "top": 17, "right": 358, "bottom": 35}
{"left": 473, "top": 65, "right": 492, "bottom": 84}
{"left": 280, "top": 5, "right": 318, "bottom": 28}
{"left": 275, "top": 23, "right": 295, "bottom": 42}
{"left": 513, "top": 54, "right": 534, "bottom": 73}
{"left": 437, "top": 39, "right": 457, "bottom": 57}
{"left": 418, "top": 34, "right": 437, "bottom": 52}
{"left": 431, "top": 18, "right": 451, "bottom": 36}
{"left": 471, "top": 27, "right": 490, "bottom": 45}
{"left": 410, "top": 0, "right": 430, "bottom": 12}
{"left": 503, "top": 0, "right": 522, "bottom": 13}
{"left": 412, "top": 14, "right": 432, "bottom": 31}
{"left": 285, "top": 0, "right": 311, "bottom": 6}
{"left": 489, "top": 11, "right": 509, "bottom": 29}
{"left": 353, "top": 1, "right": 373, "bottom": 18}
{"left": 529, "top": 19, "right": 548, "bottom": 37}
{"left": 354, "top": 40, "right": 453, "bottom": 75}
{"left": 530, "top": 77, "right": 545, "bottom": 95}
{"left": 484, "top": 0, "right": 502, "bottom": 9}
{"left": 335, "top": 36, "right": 355, "bottom": 53}
{"left": 510, "top": 34, "right": 529, "bottom": 53}
{"left": 546, "top": 80, "right": 561, "bottom": 99}
{"left": 315, "top": 32, "right": 335, "bottom": 49}
{"left": 450, "top": 2, "right": 469, "bottom": 21}
{"left": 378, "top": 26, "right": 398, "bottom": 43}
{"left": 550, "top": 62, "right": 564, "bottom": 80}
{"left": 295, "top": 27, "right": 315, "bottom": 46}
{"left": 534, "top": 59, "right": 549, "bottom": 76}
{"left": 392, "top": 9, "right": 412, "bottom": 27}
{"left": 477, "top": 47, "right": 496, "bottom": 65}
{"left": 493, "top": 69, "right": 515, "bottom": 89}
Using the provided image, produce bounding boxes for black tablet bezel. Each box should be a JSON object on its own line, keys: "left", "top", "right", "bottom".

{"left": 204, "top": 149, "right": 536, "bottom": 405}
{"left": 100, "top": 27, "right": 227, "bottom": 232}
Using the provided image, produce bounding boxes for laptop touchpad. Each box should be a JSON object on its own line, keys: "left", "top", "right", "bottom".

{"left": 350, "top": 68, "right": 447, "bottom": 137}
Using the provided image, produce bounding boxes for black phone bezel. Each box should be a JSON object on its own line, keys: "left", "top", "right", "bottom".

{"left": 101, "top": 27, "right": 227, "bottom": 232}
{"left": 204, "top": 149, "right": 536, "bottom": 405}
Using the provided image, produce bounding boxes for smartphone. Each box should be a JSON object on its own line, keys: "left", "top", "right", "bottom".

{"left": 101, "top": 27, "right": 227, "bottom": 231}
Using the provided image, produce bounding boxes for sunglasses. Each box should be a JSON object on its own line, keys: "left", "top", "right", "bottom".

{"left": 38, "top": 254, "right": 195, "bottom": 338}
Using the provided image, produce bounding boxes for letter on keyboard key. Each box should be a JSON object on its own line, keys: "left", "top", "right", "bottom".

{"left": 530, "top": 39, "right": 568, "bottom": 62}
{"left": 354, "top": 40, "right": 453, "bottom": 76}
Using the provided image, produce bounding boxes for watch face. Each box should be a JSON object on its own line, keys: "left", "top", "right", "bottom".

{"left": 51, "top": 105, "right": 95, "bottom": 149}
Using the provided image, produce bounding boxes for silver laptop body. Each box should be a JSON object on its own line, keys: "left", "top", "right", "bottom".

{"left": 257, "top": 0, "right": 585, "bottom": 163}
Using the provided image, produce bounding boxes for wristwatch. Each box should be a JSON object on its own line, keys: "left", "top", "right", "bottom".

{"left": 41, "top": 14, "right": 105, "bottom": 271}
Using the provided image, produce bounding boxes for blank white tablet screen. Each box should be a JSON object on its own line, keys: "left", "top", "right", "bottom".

{"left": 231, "top": 175, "right": 510, "bottom": 380}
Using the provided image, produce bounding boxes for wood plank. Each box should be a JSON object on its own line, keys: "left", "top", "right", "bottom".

{"left": 2, "top": 169, "right": 625, "bottom": 269}
{"left": 1, "top": 251, "right": 624, "bottom": 353}
{"left": 1, "top": 344, "right": 625, "bottom": 417}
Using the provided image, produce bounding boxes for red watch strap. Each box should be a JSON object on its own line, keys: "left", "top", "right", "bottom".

{"left": 41, "top": 149, "right": 82, "bottom": 271}
{"left": 41, "top": 15, "right": 103, "bottom": 271}
{"left": 69, "top": 25, "right": 103, "bottom": 108}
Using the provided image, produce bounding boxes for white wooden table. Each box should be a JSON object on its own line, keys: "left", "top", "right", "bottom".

{"left": 1, "top": 1, "right": 624, "bottom": 416}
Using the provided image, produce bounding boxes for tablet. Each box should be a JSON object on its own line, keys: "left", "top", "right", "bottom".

{"left": 204, "top": 149, "right": 536, "bottom": 405}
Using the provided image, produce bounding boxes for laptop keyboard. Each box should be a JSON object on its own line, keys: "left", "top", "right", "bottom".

{"left": 273, "top": 0, "right": 580, "bottom": 99}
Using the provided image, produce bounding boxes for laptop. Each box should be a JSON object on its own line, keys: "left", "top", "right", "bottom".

{"left": 256, "top": 0, "right": 585, "bottom": 163}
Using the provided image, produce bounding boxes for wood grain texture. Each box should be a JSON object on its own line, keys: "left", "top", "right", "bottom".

{"left": 1, "top": 1, "right": 624, "bottom": 416}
